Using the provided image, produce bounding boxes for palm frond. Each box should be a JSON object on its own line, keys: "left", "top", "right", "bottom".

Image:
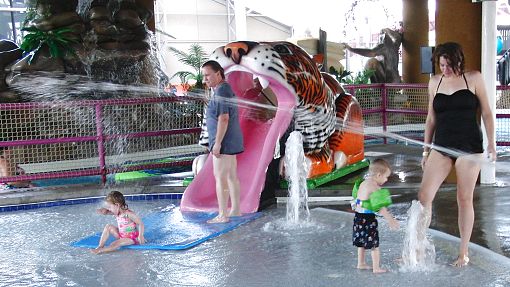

{"left": 169, "top": 43, "right": 209, "bottom": 90}
{"left": 170, "top": 71, "right": 195, "bottom": 83}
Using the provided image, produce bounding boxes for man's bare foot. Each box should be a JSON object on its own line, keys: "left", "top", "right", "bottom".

{"left": 90, "top": 248, "right": 103, "bottom": 254}
{"left": 373, "top": 268, "right": 387, "bottom": 274}
{"left": 356, "top": 264, "right": 372, "bottom": 270}
{"left": 451, "top": 255, "right": 469, "bottom": 267}
{"left": 207, "top": 215, "right": 229, "bottom": 223}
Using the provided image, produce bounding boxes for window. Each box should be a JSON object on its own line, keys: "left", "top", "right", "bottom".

{"left": 0, "top": 0, "right": 27, "bottom": 44}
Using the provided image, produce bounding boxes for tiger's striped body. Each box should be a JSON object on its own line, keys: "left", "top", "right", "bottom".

{"left": 201, "top": 41, "right": 364, "bottom": 178}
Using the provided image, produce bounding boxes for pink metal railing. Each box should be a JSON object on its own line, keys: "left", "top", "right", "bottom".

{"left": 0, "top": 96, "right": 204, "bottom": 184}
{"left": 1, "top": 83, "right": 510, "bottom": 185}
{"left": 345, "top": 83, "right": 510, "bottom": 146}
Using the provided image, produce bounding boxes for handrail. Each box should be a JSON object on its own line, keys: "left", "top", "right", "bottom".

{"left": 1, "top": 84, "right": 510, "bottom": 186}
{"left": 0, "top": 96, "right": 205, "bottom": 185}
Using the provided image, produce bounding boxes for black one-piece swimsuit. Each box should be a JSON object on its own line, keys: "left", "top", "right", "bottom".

{"left": 432, "top": 74, "right": 483, "bottom": 156}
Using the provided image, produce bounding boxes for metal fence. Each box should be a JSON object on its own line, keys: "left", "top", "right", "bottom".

{"left": 344, "top": 83, "right": 428, "bottom": 144}
{"left": 1, "top": 84, "right": 510, "bottom": 185}
{"left": 346, "top": 84, "right": 510, "bottom": 147}
{"left": 0, "top": 97, "right": 206, "bottom": 185}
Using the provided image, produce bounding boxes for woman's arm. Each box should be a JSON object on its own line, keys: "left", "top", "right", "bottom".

{"left": 422, "top": 76, "right": 438, "bottom": 167}
{"left": 472, "top": 71, "right": 496, "bottom": 161}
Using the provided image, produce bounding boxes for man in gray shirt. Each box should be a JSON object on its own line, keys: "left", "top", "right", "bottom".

{"left": 201, "top": 60, "right": 244, "bottom": 223}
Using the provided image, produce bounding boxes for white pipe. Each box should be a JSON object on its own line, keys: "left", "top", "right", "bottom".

{"left": 481, "top": 0, "right": 497, "bottom": 184}
{"left": 234, "top": 0, "right": 247, "bottom": 40}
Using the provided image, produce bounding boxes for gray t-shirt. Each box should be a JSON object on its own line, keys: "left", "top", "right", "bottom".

{"left": 205, "top": 82, "right": 244, "bottom": 154}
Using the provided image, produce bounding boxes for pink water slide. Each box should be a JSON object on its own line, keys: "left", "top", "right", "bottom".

{"left": 180, "top": 85, "right": 295, "bottom": 214}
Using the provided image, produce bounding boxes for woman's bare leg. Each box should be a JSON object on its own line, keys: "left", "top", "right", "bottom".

{"left": 418, "top": 151, "right": 453, "bottom": 212}
{"left": 416, "top": 151, "right": 452, "bottom": 261}
{"left": 452, "top": 154, "right": 481, "bottom": 267}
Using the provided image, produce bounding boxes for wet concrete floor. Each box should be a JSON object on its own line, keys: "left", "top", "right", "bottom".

{"left": 1, "top": 143, "right": 509, "bottom": 260}
{"left": 295, "top": 144, "right": 510, "bottom": 259}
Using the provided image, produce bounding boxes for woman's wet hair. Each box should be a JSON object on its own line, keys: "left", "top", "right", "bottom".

{"left": 433, "top": 42, "right": 465, "bottom": 75}
{"left": 106, "top": 190, "right": 128, "bottom": 210}
{"left": 202, "top": 60, "right": 225, "bottom": 79}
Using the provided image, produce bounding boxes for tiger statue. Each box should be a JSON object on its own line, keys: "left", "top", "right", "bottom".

{"left": 197, "top": 41, "right": 364, "bottom": 178}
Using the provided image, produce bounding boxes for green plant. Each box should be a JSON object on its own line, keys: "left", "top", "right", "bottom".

{"left": 329, "top": 66, "right": 351, "bottom": 83}
{"left": 169, "top": 43, "right": 208, "bottom": 90}
{"left": 20, "top": 26, "right": 79, "bottom": 59}
{"left": 341, "top": 69, "right": 375, "bottom": 84}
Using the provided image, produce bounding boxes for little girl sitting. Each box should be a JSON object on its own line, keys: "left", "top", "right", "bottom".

{"left": 91, "top": 191, "right": 146, "bottom": 254}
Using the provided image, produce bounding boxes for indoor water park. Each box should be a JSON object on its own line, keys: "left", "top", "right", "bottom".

{"left": 1, "top": 0, "right": 510, "bottom": 286}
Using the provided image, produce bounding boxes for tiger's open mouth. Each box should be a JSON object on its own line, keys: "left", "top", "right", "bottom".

{"left": 224, "top": 67, "right": 296, "bottom": 127}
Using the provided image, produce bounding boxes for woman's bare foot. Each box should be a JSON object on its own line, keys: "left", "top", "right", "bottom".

{"left": 373, "top": 268, "right": 387, "bottom": 274}
{"left": 356, "top": 264, "right": 372, "bottom": 270}
{"left": 90, "top": 248, "right": 103, "bottom": 254}
{"left": 207, "top": 215, "right": 229, "bottom": 223}
{"left": 451, "top": 255, "right": 469, "bottom": 267}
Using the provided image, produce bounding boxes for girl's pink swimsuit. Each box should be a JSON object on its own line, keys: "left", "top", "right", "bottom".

{"left": 115, "top": 210, "right": 139, "bottom": 244}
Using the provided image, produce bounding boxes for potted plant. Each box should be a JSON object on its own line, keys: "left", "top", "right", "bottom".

{"left": 169, "top": 43, "right": 208, "bottom": 91}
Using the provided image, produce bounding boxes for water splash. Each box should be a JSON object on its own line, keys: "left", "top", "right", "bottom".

{"left": 400, "top": 200, "right": 436, "bottom": 272}
{"left": 283, "top": 131, "right": 311, "bottom": 225}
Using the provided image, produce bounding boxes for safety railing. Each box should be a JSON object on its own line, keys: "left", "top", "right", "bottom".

{"left": 0, "top": 96, "right": 206, "bottom": 185}
{"left": 2, "top": 84, "right": 510, "bottom": 185}
{"left": 345, "top": 83, "right": 510, "bottom": 146}
{"left": 344, "top": 83, "right": 428, "bottom": 144}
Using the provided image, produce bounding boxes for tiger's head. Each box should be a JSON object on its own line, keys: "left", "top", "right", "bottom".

{"left": 210, "top": 41, "right": 337, "bottom": 154}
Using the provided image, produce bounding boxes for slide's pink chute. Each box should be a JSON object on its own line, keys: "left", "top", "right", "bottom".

{"left": 180, "top": 86, "right": 294, "bottom": 213}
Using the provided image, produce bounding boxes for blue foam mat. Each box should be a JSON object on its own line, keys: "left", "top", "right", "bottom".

{"left": 72, "top": 209, "right": 262, "bottom": 250}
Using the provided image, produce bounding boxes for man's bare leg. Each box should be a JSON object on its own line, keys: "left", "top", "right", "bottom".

{"left": 208, "top": 155, "right": 230, "bottom": 223}
{"left": 226, "top": 155, "right": 241, "bottom": 217}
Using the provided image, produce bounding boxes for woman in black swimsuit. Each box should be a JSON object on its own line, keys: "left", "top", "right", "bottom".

{"left": 419, "top": 42, "right": 496, "bottom": 267}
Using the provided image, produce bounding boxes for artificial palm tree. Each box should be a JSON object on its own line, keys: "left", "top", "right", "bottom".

{"left": 169, "top": 43, "right": 208, "bottom": 90}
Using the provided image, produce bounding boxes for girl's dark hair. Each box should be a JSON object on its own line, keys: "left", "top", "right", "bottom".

{"left": 201, "top": 60, "right": 225, "bottom": 79}
{"left": 106, "top": 191, "right": 128, "bottom": 210}
{"left": 433, "top": 42, "right": 465, "bottom": 75}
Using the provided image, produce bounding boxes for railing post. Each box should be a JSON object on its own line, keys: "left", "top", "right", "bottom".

{"left": 381, "top": 84, "right": 388, "bottom": 144}
{"left": 348, "top": 86, "right": 355, "bottom": 96}
{"left": 95, "top": 103, "right": 107, "bottom": 185}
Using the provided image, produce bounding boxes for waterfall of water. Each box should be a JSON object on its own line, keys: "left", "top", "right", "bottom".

{"left": 400, "top": 200, "right": 436, "bottom": 272}
{"left": 283, "top": 131, "right": 310, "bottom": 224}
